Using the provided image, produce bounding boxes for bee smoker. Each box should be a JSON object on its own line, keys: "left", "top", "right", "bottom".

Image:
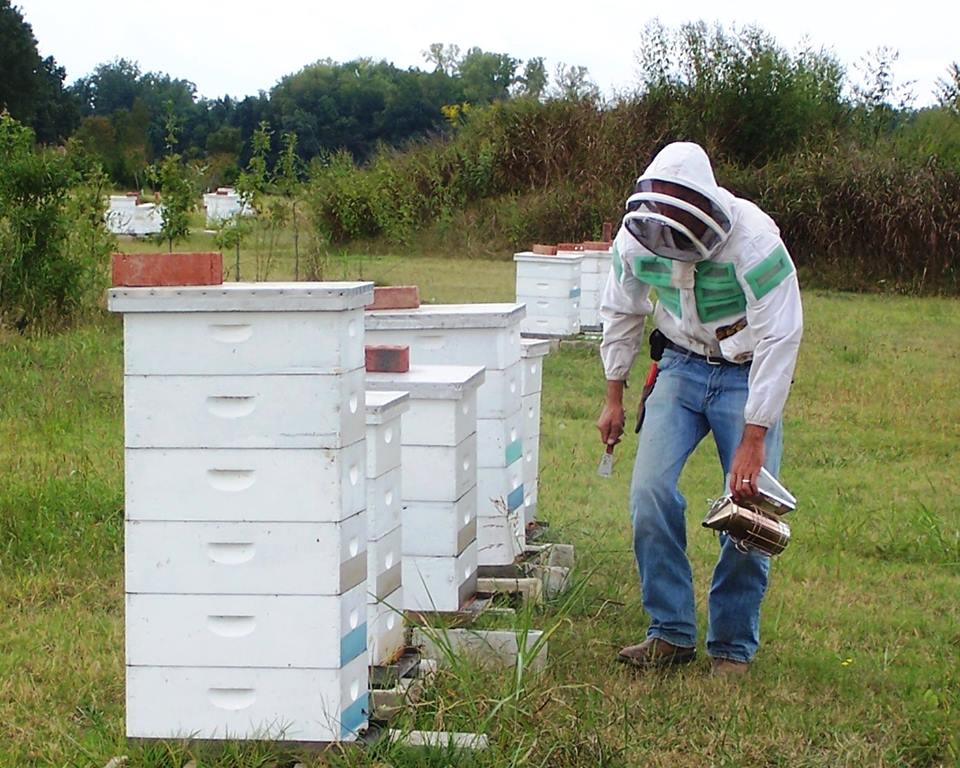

{"left": 702, "top": 468, "right": 796, "bottom": 557}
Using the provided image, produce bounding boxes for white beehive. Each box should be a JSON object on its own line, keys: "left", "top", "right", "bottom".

{"left": 203, "top": 187, "right": 253, "bottom": 225}
{"left": 364, "top": 391, "right": 409, "bottom": 665}
{"left": 109, "top": 281, "right": 374, "bottom": 743}
{"left": 520, "top": 339, "right": 551, "bottom": 526}
{"left": 366, "top": 305, "right": 527, "bottom": 567}
{"left": 514, "top": 252, "right": 583, "bottom": 337}
{"left": 367, "top": 587, "right": 404, "bottom": 666}
{"left": 476, "top": 462, "right": 525, "bottom": 564}
{"left": 367, "top": 365, "right": 484, "bottom": 611}
{"left": 403, "top": 541, "right": 478, "bottom": 613}
{"left": 367, "top": 524, "right": 403, "bottom": 602}
{"left": 578, "top": 248, "right": 611, "bottom": 331}
{"left": 402, "top": 487, "right": 478, "bottom": 557}
{"left": 126, "top": 657, "right": 368, "bottom": 742}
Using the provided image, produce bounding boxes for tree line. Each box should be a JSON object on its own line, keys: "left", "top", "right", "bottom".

{"left": 1, "top": 0, "right": 599, "bottom": 189}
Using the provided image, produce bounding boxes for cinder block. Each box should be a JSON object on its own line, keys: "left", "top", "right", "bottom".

{"left": 111, "top": 252, "right": 223, "bottom": 287}
{"left": 365, "top": 345, "right": 410, "bottom": 373}
{"left": 533, "top": 564, "right": 571, "bottom": 599}
{"left": 387, "top": 730, "right": 488, "bottom": 750}
{"left": 413, "top": 627, "right": 548, "bottom": 672}
{"left": 476, "top": 576, "right": 543, "bottom": 604}
{"left": 547, "top": 543, "right": 576, "bottom": 569}
{"left": 368, "top": 285, "right": 420, "bottom": 310}
{"left": 531, "top": 244, "right": 557, "bottom": 255}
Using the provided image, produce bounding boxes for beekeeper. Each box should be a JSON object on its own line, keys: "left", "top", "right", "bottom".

{"left": 596, "top": 142, "right": 803, "bottom": 675}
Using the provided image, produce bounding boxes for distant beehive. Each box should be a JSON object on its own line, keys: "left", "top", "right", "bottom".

{"left": 203, "top": 187, "right": 252, "bottom": 225}
{"left": 105, "top": 193, "right": 164, "bottom": 236}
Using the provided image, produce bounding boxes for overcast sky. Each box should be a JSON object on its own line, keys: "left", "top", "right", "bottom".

{"left": 17, "top": 0, "right": 955, "bottom": 107}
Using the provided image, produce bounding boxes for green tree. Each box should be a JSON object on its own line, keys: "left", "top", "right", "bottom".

{"left": 457, "top": 47, "right": 519, "bottom": 103}
{"left": 0, "top": 114, "right": 112, "bottom": 328}
{"left": 0, "top": 0, "right": 78, "bottom": 142}
{"left": 635, "top": 21, "right": 846, "bottom": 164}
{"left": 935, "top": 62, "right": 960, "bottom": 113}
{"left": 516, "top": 57, "right": 548, "bottom": 100}
{"left": 148, "top": 106, "right": 199, "bottom": 251}
{"left": 274, "top": 131, "right": 303, "bottom": 279}
{"left": 851, "top": 46, "right": 915, "bottom": 140}
{"left": 550, "top": 63, "right": 599, "bottom": 101}
{"left": 423, "top": 43, "right": 461, "bottom": 75}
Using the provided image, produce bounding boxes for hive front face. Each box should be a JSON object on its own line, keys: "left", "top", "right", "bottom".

{"left": 514, "top": 252, "right": 583, "bottom": 337}
{"left": 112, "top": 283, "right": 373, "bottom": 743}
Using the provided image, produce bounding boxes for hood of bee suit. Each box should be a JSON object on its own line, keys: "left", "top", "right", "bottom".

{"left": 623, "top": 142, "right": 734, "bottom": 262}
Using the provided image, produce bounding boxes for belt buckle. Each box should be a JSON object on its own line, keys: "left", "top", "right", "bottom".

{"left": 705, "top": 352, "right": 723, "bottom": 366}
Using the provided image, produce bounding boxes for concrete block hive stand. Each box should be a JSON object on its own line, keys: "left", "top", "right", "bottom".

{"left": 110, "top": 281, "right": 374, "bottom": 743}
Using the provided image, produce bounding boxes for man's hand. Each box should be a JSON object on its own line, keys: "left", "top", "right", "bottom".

{"left": 597, "top": 380, "right": 626, "bottom": 448}
{"left": 730, "top": 423, "right": 767, "bottom": 499}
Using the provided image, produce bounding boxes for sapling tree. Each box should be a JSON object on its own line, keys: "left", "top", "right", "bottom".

{"left": 148, "top": 104, "right": 199, "bottom": 252}
{"left": 274, "top": 131, "right": 302, "bottom": 279}
{"left": 217, "top": 120, "right": 269, "bottom": 280}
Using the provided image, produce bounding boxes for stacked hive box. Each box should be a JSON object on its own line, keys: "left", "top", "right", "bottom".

{"left": 366, "top": 365, "right": 485, "bottom": 612}
{"left": 520, "top": 339, "right": 551, "bottom": 528}
{"left": 364, "top": 391, "right": 409, "bottom": 666}
{"left": 366, "top": 305, "right": 527, "bottom": 567}
{"left": 110, "top": 282, "right": 373, "bottom": 743}
{"left": 514, "top": 251, "right": 583, "bottom": 337}
{"left": 579, "top": 246, "right": 612, "bottom": 331}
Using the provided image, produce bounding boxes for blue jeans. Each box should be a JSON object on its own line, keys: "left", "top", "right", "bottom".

{"left": 630, "top": 348, "right": 783, "bottom": 662}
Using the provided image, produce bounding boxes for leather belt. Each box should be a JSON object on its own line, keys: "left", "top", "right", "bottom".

{"left": 663, "top": 337, "right": 750, "bottom": 367}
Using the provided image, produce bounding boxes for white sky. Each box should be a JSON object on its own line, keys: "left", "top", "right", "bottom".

{"left": 17, "top": 0, "right": 956, "bottom": 107}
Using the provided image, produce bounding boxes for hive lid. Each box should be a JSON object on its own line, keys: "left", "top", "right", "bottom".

{"left": 107, "top": 281, "right": 374, "bottom": 313}
{"left": 365, "top": 303, "right": 525, "bottom": 330}
{"left": 513, "top": 251, "right": 583, "bottom": 264}
{"left": 365, "top": 390, "right": 411, "bottom": 424}
{"left": 366, "top": 364, "right": 486, "bottom": 400}
{"left": 520, "top": 338, "right": 553, "bottom": 359}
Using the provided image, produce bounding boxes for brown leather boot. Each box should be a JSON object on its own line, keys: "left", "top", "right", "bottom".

{"left": 617, "top": 637, "right": 696, "bottom": 670}
{"left": 710, "top": 657, "right": 751, "bottom": 677}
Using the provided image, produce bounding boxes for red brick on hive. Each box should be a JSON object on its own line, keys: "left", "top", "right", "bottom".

{"left": 531, "top": 244, "right": 557, "bottom": 255}
{"left": 556, "top": 242, "right": 584, "bottom": 251}
{"left": 367, "top": 285, "right": 420, "bottom": 310}
{"left": 111, "top": 252, "right": 223, "bottom": 287}
{"left": 581, "top": 241, "right": 613, "bottom": 250}
{"left": 365, "top": 345, "right": 410, "bottom": 373}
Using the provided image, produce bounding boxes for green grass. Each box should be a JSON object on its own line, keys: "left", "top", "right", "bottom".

{"left": 1, "top": 257, "right": 958, "bottom": 766}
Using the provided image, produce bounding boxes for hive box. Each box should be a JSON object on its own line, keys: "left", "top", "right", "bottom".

{"left": 364, "top": 391, "right": 410, "bottom": 665}
{"left": 126, "top": 657, "right": 368, "bottom": 742}
{"left": 514, "top": 252, "right": 583, "bottom": 337}
{"left": 520, "top": 338, "right": 551, "bottom": 526}
{"left": 366, "top": 305, "right": 527, "bottom": 565}
{"left": 110, "top": 281, "right": 375, "bottom": 743}
{"left": 367, "top": 365, "right": 485, "bottom": 610}
{"left": 578, "top": 246, "right": 611, "bottom": 331}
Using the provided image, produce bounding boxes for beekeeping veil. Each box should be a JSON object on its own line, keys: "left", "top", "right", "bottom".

{"left": 623, "top": 142, "right": 733, "bottom": 262}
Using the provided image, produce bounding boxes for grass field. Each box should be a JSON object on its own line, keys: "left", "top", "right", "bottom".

{"left": 1, "top": 251, "right": 958, "bottom": 767}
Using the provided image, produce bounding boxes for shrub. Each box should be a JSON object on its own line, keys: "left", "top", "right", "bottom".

{"left": 0, "top": 114, "right": 114, "bottom": 329}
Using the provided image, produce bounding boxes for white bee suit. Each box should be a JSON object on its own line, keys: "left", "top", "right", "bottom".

{"left": 599, "top": 143, "right": 803, "bottom": 428}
